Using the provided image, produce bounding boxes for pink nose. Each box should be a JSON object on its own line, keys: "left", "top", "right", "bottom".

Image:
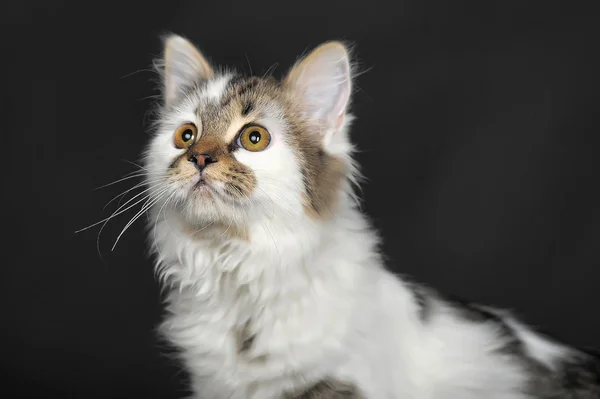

{"left": 188, "top": 153, "right": 215, "bottom": 171}
{"left": 194, "top": 154, "right": 211, "bottom": 166}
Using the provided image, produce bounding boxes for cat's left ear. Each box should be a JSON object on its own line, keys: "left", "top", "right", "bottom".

{"left": 162, "top": 35, "right": 214, "bottom": 106}
{"left": 284, "top": 41, "right": 352, "bottom": 137}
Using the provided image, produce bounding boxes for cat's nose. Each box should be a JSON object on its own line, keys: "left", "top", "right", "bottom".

{"left": 188, "top": 153, "right": 216, "bottom": 171}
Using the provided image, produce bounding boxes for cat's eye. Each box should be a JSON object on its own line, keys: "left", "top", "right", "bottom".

{"left": 237, "top": 125, "right": 271, "bottom": 152}
{"left": 173, "top": 123, "right": 198, "bottom": 148}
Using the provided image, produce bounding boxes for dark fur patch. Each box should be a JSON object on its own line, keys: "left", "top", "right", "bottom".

{"left": 236, "top": 77, "right": 260, "bottom": 97}
{"left": 220, "top": 76, "right": 261, "bottom": 108}
{"left": 413, "top": 288, "right": 429, "bottom": 320}
{"left": 239, "top": 335, "right": 254, "bottom": 352}
{"left": 287, "top": 122, "right": 347, "bottom": 219}
{"left": 237, "top": 320, "right": 255, "bottom": 353}
{"left": 449, "top": 298, "right": 525, "bottom": 356}
{"left": 555, "top": 352, "right": 600, "bottom": 397}
{"left": 242, "top": 101, "right": 253, "bottom": 116}
{"left": 444, "top": 296, "right": 600, "bottom": 397}
{"left": 410, "top": 283, "right": 434, "bottom": 322}
{"left": 286, "top": 378, "right": 364, "bottom": 399}
{"left": 526, "top": 351, "right": 600, "bottom": 398}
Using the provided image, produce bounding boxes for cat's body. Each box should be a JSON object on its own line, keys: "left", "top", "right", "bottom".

{"left": 143, "top": 35, "right": 600, "bottom": 398}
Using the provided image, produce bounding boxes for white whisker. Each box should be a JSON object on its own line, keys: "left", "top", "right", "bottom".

{"left": 102, "top": 177, "right": 166, "bottom": 212}
{"left": 75, "top": 182, "right": 166, "bottom": 233}
{"left": 154, "top": 191, "right": 177, "bottom": 252}
{"left": 111, "top": 188, "right": 171, "bottom": 251}
{"left": 94, "top": 185, "right": 169, "bottom": 258}
{"left": 221, "top": 215, "right": 234, "bottom": 238}
{"left": 262, "top": 62, "right": 279, "bottom": 78}
{"left": 188, "top": 221, "right": 215, "bottom": 238}
{"left": 121, "top": 159, "right": 148, "bottom": 171}
{"left": 94, "top": 172, "right": 149, "bottom": 190}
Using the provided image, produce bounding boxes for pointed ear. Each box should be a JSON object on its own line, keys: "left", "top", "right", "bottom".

{"left": 161, "top": 35, "right": 214, "bottom": 106}
{"left": 284, "top": 41, "right": 352, "bottom": 132}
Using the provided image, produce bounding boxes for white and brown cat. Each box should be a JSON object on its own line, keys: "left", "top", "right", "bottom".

{"left": 141, "top": 34, "right": 600, "bottom": 398}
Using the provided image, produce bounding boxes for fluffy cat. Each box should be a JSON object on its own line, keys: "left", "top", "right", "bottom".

{"left": 141, "top": 34, "right": 600, "bottom": 398}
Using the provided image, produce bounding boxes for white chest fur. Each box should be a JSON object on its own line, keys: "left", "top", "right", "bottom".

{"left": 151, "top": 207, "right": 389, "bottom": 398}
{"left": 149, "top": 206, "right": 540, "bottom": 399}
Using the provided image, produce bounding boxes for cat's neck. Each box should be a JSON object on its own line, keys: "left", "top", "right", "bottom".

{"left": 151, "top": 193, "right": 378, "bottom": 295}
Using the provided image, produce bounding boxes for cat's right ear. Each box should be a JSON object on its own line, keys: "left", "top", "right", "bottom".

{"left": 160, "top": 35, "right": 214, "bottom": 106}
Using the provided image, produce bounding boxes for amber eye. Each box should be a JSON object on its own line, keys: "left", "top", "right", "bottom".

{"left": 237, "top": 125, "right": 271, "bottom": 152}
{"left": 173, "top": 123, "right": 198, "bottom": 148}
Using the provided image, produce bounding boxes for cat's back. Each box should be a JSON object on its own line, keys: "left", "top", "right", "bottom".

{"left": 392, "top": 282, "right": 600, "bottom": 399}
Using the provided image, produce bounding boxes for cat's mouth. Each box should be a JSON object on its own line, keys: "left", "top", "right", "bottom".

{"left": 191, "top": 176, "right": 225, "bottom": 200}
{"left": 193, "top": 177, "right": 207, "bottom": 187}
{"left": 185, "top": 173, "right": 240, "bottom": 204}
{"left": 192, "top": 177, "right": 211, "bottom": 191}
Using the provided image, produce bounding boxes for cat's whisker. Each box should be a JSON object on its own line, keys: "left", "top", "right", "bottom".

{"left": 111, "top": 188, "right": 171, "bottom": 251}
{"left": 220, "top": 214, "right": 235, "bottom": 238}
{"left": 253, "top": 183, "right": 307, "bottom": 228}
{"left": 101, "top": 177, "right": 161, "bottom": 210}
{"left": 160, "top": 195, "right": 182, "bottom": 243}
{"left": 262, "top": 62, "right": 279, "bottom": 78}
{"left": 94, "top": 172, "right": 149, "bottom": 190}
{"left": 139, "top": 94, "right": 162, "bottom": 102}
{"left": 76, "top": 182, "right": 167, "bottom": 233}
{"left": 94, "top": 185, "right": 169, "bottom": 258}
{"left": 106, "top": 181, "right": 166, "bottom": 215}
{"left": 121, "top": 159, "right": 149, "bottom": 171}
{"left": 153, "top": 191, "right": 177, "bottom": 252}
{"left": 118, "top": 68, "right": 155, "bottom": 80}
{"left": 253, "top": 187, "right": 277, "bottom": 220}
{"left": 255, "top": 205, "right": 282, "bottom": 265}
{"left": 189, "top": 221, "right": 215, "bottom": 238}
{"left": 244, "top": 53, "right": 253, "bottom": 76}
{"left": 265, "top": 193, "right": 306, "bottom": 258}
{"left": 107, "top": 177, "right": 167, "bottom": 211}
{"left": 102, "top": 180, "right": 147, "bottom": 212}
{"left": 252, "top": 172, "right": 349, "bottom": 229}
{"left": 151, "top": 196, "right": 173, "bottom": 262}
{"left": 227, "top": 186, "right": 282, "bottom": 264}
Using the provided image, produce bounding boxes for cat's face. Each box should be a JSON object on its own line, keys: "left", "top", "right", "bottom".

{"left": 144, "top": 36, "right": 355, "bottom": 232}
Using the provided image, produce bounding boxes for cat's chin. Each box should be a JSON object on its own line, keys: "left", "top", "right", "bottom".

{"left": 192, "top": 179, "right": 211, "bottom": 192}
{"left": 189, "top": 183, "right": 223, "bottom": 205}
{"left": 189, "top": 176, "right": 221, "bottom": 196}
{"left": 187, "top": 178, "right": 236, "bottom": 206}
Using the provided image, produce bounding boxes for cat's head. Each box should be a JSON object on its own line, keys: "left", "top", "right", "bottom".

{"left": 144, "top": 35, "right": 359, "bottom": 233}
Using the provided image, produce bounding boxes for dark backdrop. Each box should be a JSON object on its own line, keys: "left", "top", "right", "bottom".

{"left": 2, "top": 1, "right": 599, "bottom": 398}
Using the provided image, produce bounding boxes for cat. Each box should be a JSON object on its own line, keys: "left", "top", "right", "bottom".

{"left": 141, "top": 34, "right": 600, "bottom": 398}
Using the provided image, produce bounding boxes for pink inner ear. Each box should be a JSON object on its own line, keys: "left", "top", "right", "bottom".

{"left": 335, "top": 113, "right": 345, "bottom": 129}
{"left": 285, "top": 43, "right": 352, "bottom": 127}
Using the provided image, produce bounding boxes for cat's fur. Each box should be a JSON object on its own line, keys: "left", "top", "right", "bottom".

{"left": 143, "top": 35, "right": 600, "bottom": 398}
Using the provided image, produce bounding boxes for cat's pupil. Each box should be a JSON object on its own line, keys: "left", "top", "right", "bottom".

{"left": 182, "top": 130, "right": 193, "bottom": 141}
{"left": 249, "top": 131, "right": 261, "bottom": 144}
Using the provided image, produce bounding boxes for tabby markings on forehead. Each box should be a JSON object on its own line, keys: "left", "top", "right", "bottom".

{"left": 190, "top": 76, "right": 275, "bottom": 144}
{"left": 242, "top": 101, "right": 253, "bottom": 116}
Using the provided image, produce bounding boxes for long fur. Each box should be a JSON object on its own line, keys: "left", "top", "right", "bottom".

{"left": 141, "top": 35, "right": 600, "bottom": 399}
